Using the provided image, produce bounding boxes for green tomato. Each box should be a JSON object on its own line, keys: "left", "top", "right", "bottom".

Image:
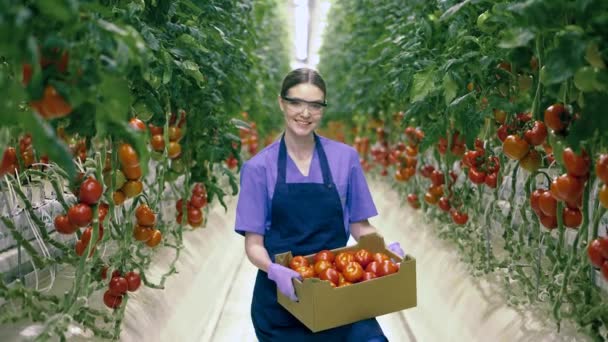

{"left": 476, "top": 11, "right": 496, "bottom": 33}
{"left": 104, "top": 170, "right": 126, "bottom": 190}
{"left": 132, "top": 101, "right": 153, "bottom": 121}
{"left": 574, "top": 66, "right": 598, "bottom": 92}
{"left": 150, "top": 151, "right": 164, "bottom": 161}
{"left": 171, "top": 158, "right": 186, "bottom": 173}
{"left": 586, "top": 42, "right": 606, "bottom": 69}
{"left": 165, "top": 170, "right": 180, "bottom": 182}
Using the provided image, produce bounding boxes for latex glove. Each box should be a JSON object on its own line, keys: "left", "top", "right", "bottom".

{"left": 268, "top": 263, "right": 302, "bottom": 302}
{"left": 387, "top": 242, "right": 405, "bottom": 259}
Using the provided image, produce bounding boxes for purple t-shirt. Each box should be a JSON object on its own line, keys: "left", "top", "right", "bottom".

{"left": 234, "top": 135, "right": 378, "bottom": 236}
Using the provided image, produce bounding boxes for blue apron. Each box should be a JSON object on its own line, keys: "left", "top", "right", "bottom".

{"left": 250, "top": 133, "right": 387, "bottom": 342}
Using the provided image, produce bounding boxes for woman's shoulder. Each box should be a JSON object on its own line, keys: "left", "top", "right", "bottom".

{"left": 242, "top": 140, "right": 280, "bottom": 171}
{"left": 318, "top": 135, "right": 358, "bottom": 160}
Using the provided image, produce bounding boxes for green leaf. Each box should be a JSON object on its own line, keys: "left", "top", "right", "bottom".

{"left": 176, "top": 60, "right": 205, "bottom": 86}
{"left": 440, "top": 0, "right": 472, "bottom": 21}
{"left": 36, "top": 0, "right": 77, "bottom": 22}
{"left": 443, "top": 74, "right": 458, "bottom": 105}
{"left": 541, "top": 31, "right": 586, "bottom": 85}
{"left": 498, "top": 28, "right": 535, "bottom": 49}
{"left": 410, "top": 69, "right": 436, "bottom": 103}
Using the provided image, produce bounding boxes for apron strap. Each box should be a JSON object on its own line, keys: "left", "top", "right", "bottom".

{"left": 277, "top": 133, "right": 334, "bottom": 186}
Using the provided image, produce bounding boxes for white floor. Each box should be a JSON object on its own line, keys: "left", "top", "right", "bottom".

{"left": 0, "top": 180, "right": 589, "bottom": 341}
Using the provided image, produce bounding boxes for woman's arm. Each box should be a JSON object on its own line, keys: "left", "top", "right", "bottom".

{"left": 350, "top": 219, "right": 379, "bottom": 242}
{"left": 245, "top": 232, "right": 273, "bottom": 273}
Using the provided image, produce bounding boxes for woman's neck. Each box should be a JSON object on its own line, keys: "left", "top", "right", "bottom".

{"left": 284, "top": 130, "right": 315, "bottom": 160}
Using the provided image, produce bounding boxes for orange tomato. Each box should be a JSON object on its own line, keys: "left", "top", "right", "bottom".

{"left": 133, "top": 225, "right": 153, "bottom": 242}
{"left": 146, "top": 229, "right": 162, "bottom": 247}
{"left": 118, "top": 143, "right": 139, "bottom": 167}
{"left": 168, "top": 142, "right": 182, "bottom": 159}
{"left": 122, "top": 180, "right": 143, "bottom": 198}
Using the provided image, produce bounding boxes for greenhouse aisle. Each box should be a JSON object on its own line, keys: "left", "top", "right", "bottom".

{"left": 118, "top": 179, "right": 588, "bottom": 342}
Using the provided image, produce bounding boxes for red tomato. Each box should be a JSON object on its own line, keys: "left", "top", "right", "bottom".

{"left": 530, "top": 189, "right": 546, "bottom": 215}
{"left": 519, "top": 149, "right": 542, "bottom": 173}
{"left": 596, "top": 154, "right": 608, "bottom": 184}
{"left": 484, "top": 172, "right": 498, "bottom": 188}
{"left": 149, "top": 124, "right": 163, "bottom": 135}
{"left": 424, "top": 192, "right": 439, "bottom": 205}
{"left": 98, "top": 202, "right": 109, "bottom": 221}
{"left": 377, "top": 260, "right": 399, "bottom": 277}
{"left": 361, "top": 272, "right": 377, "bottom": 282}
{"left": 497, "top": 125, "right": 509, "bottom": 142}
{"left": 118, "top": 143, "right": 139, "bottom": 167}
{"left": 313, "top": 260, "right": 333, "bottom": 276}
{"left": 372, "top": 252, "right": 390, "bottom": 265}
{"left": 187, "top": 207, "right": 203, "bottom": 225}
{"left": 129, "top": 118, "right": 146, "bottom": 132}
{"left": 334, "top": 252, "right": 355, "bottom": 272}
{"left": 0, "top": 147, "right": 18, "bottom": 176}
{"left": 125, "top": 271, "right": 141, "bottom": 292}
{"left": 451, "top": 210, "right": 469, "bottom": 225}
{"left": 101, "top": 266, "right": 109, "bottom": 280}
{"left": 150, "top": 134, "right": 165, "bottom": 152}
{"left": 190, "top": 194, "right": 207, "bottom": 209}
{"left": 544, "top": 104, "right": 570, "bottom": 133}
{"left": 438, "top": 197, "right": 451, "bottom": 212}
{"left": 420, "top": 165, "right": 435, "bottom": 178}
{"left": 54, "top": 214, "right": 78, "bottom": 234}
{"left": 552, "top": 174, "right": 584, "bottom": 203}
{"left": 562, "top": 207, "right": 582, "bottom": 228}
{"left": 562, "top": 148, "right": 590, "bottom": 177}
{"left": 122, "top": 164, "right": 142, "bottom": 181}
{"left": 103, "top": 290, "right": 123, "bottom": 309}
{"left": 133, "top": 225, "right": 153, "bottom": 242}
{"left": 145, "top": 229, "right": 162, "bottom": 247}
{"left": 79, "top": 177, "right": 103, "bottom": 205}
{"left": 343, "top": 261, "right": 364, "bottom": 283}
{"left": 68, "top": 203, "right": 93, "bottom": 227}
{"left": 30, "top": 85, "right": 72, "bottom": 119}
{"left": 407, "top": 194, "right": 420, "bottom": 209}
{"left": 319, "top": 268, "right": 340, "bottom": 286}
{"left": 354, "top": 249, "right": 373, "bottom": 268}
{"left": 503, "top": 135, "right": 530, "bottom": 161}
{"left": 295, "top": 265, "right": 315, "bottom": 279}
{"left": 430, "top": 170, "right": 445, "bottom": 186}
{"left": 289, "top": 256, "right": 309, "bottom": 270}
{"left": 523, "top": 121, "right": 548, "bottom": 146}
{"left": 109, "top": 276, "right": 128, "bottom": 296}
{"left": 365, "top": 261, "right": 380, "bottom": 275}
{"left": 587, "top": 239, "right": 607, "bottom": 268}
{"left": 468, "top": 168, "right": 486, "bottom": 184}
{"left": 539, "top": 212, "right": 557, "bottom": 230}
{"left": 538, "top": 191, "right": 557, "bottom": 217}
{"left": 136, "top": 204, "right": 156, "bottom": 227}
{"left": 192, "top": 183, "right": 207, "bottom": 197}
{"left": 314, "top": 250, "right": 336, "bottom": 264}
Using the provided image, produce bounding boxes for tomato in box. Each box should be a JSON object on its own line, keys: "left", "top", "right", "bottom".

{"left": 319, "top": 268, "right": 340, "bottom": 286}
{"left": 372, "top": 252, "right": 390, "bottom": 264}
{"left": 361, "top": 271, "right": 377, "bottom": 281}
{"left": 296, "top": 265, "right": 315, "bottom": 279}
{"left": 289, "top": 256, "right": 309, "bottom": 270}
{"left": 354, "top": 249, "right": 373, "bottom": 268}
{"left": 343, "top": 261, "right": 364, "bottom": 283}
{"left": 314, "top": 260, "right": 333, "bottom": 276}
{"left": 334, "top": 252, "right": 354, "bottom": 272}
{"left": 377, "top": 260, "right": 399, "bottom": 277}
{"left": 365, "top": 261, "right": 380, "bottom": 275}
{"left": 314, "top": 250, "right": 335, "bottom": 263}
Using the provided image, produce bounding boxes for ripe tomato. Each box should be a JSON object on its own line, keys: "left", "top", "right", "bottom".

{"left": 122, "top": 164, "right": 142, "bottom": 181}
{"left": 451, "top": 210, "right": 469, "bottom": 225}
{"left": 54, "top": 215, "right": 77, "bottom": 234}
{"left": 424, "top": 192, "right": 439, "bottom": 205}
{"left": 109, "top": 276, "right": 128, "bottom": 296}
{"left": 437, "top": 137, "right": 448, "bottom": 155}
{"left": 98, "top": 202, "right": 109, "bottom": 221}
{"left": 149, "top": 124, "right": 163, "bottom": 135}
{"left": 192, "top": 183, "right": 207, "bottom": 197}
{"left": 103, "top": 290, "right": 123, "bottom": 309}
{"left": 420, "top": 165, "right": 435, "bottom": 178}
{"left": 544, "top": 104, "right": 570, "bottom": 133}
{"left": 354, "top": 249, "right": 373, "bottom": 268}
{"left": 539, "top": 212, "right": 557, "bottom": 229}
{"left": 562, "top": 148, "right": 590, "bottom": 177}
{"left": 429, "top": 185, "right": 444, "bottom": 197}
{"left": 290, "top": 256, "right": 309, "bottom": 270}
{"left": 587, "top": 239, "right": 607, "bottom": 268}
{"left": 430, "top": 170, "right": 445, "bottom": 186}
{"left": 334, "top": 252, "right": 355, "bottom": 272}
{"left": 319, "top": 268, "right": 340, "bottom": 286}
{"left": 80, "top": 226, "right": 92, "bottom": 246}
{"left": 407, "top": 194, "right": 420, "bottom": 209}
{"left": 562, "top": 207, "right": 582, "bottom": 228}
{"left": 539, "top": 190, "right": 557, "bottom": 217}
{"left": 372, "top": 252, "right": 390, "bottom": 264}
{"left": 30, "top": 85, "right": 72, "bottom": 119}
{"left": 169, "top": 126, "right": 183, "bottom": 142}
{"left": 168, "top": 142, "right": 182, "bottom": 159}
{"left": 552, "top": 174, "right": 584, "bottom": 203}
{"left": 122, "top": 180, "right": 143, "bottom": 198}
{"left": 599, "top": 184, "right": 608, "bottom": 209}
{"left": 596, "top": 154, "right": 608, "bottom": 184}
{"left": 530, "top": 189, "right": 545, "bottom": 215}
{"left": 136, "top": 204, "right": 156, "bottom": 227}
{"left": 503, "top": 135, "right": 530, "bottom": 161}
{"left": 190, "top": 194, "right": 207, "bottom": 209}
{"left": 0, "top": 147, "right": 18, "bottom": 176}
{"left": 337, "top": 281, "right": 352, "bottom": 287}
{"left": 118, "top": 143, "right": 138, "bottom": 167}
{"left": 451, "top": 143, "right": 465, "bottom": 157}
{"left": 113, "top": 190, "right": 126, "bottom": 205}
{"left": 497, "top": 125, "right": 510, "bottom": 142}
{"left": 523, "top": 121, "right": 547, "bottom": 146}
{"left": 79, "top": 177, "right": 103, "bottom": 205}
{"left": 438, "top": 197, "right": 451, "bottom": 212}
{"left": 343, "top": 261, "right": 364, "bottom": 283}
{"left": 295, "top": 265, "right": 315, "bottom": 279}
{"left": 468, "top": 168, "right": 486, "bottom": 184}
{"left": 377, "top": 260, "right": 399, "bottom": 277}
{"left": 187, "top": 207, "right": 203, "bottom": 225}
{"left": 68, "top": 203, "right": 93, "bottom": 227}
{"left": 146, "top": 229, "right": 162, "bottom": 247}
{"left": 366, "top": 261, "right": 380, "bottom": 275}
{"left": 314, "top": 260, "right": 333, "bottom": 276}
{"left": 314, "top": 250, "right": 335, "bottom": 264}
{"left": 484, "top": 172, "right": 498, "bottom": 188}
{"left": 133, "top": 225, "right": 153, "bottom": 242}
{"left": 129, "top": 118, "right": 146, "bottom": 132}
{"left": 519, "top": 149, "right": 542, "bottom": 173}
{"left": 125, "top": 271, "right": 142, "bottom": 292}
{"left": 361, "top": 272, "right": 377, "bottom": 282}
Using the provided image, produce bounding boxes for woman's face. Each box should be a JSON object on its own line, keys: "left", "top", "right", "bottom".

{"left": 279, "top": 83, "right": 325, "bottom": 138}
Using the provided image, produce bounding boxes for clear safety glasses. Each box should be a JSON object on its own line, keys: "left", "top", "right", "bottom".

{"left": 281, "top": 95, "right": 327, "bottom": 115}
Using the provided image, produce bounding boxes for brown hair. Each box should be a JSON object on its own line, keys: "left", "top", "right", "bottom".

{"left": 280, "top": 68, "right": 327, "bottom": 100}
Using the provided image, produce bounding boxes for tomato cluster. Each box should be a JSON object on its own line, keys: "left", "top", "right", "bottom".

{"left": 462, "top": 139, "right": 500, "bottom": 188}
{"left": 595, "top": 154, "right": 608, "bottom": 209}
{"left": 392, "top": 126, "right": 423, "bottom": 182}
{"left": 102, "top": 269, "right": 142, "bottom": 309}
{"left": 437, "top": 131, "right": 465, "bottom": 157}
{"left": 176, "top": 183, "right": 207, "bottom": 228}
{"left": 112, "top": 142, "right": 144, "bottom": 204}
{"left": 133, "top": 204, "right": 162, "bottom": 248}
{"left": 147, "top": 113, "right": 184, "bottom": 161}
{"left": 239, "top": 112, "right": 260, "bottom": 156}
{"left": 499, "top": 113, "right": 548, "bottom": 173}
{"left": 0, "top": 135, "right": 50, "bottom": 177}
{"left": 587, "top": 237, "right": 608, "bottom": 282}
{"left": 289, "top": 249, "right": 399, "bottom": 288}
{"left": 225, "top": 142, "right": 239, "bottom": 170}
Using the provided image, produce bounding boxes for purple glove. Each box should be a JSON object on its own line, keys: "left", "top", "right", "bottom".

{"left": 268, "top": 263, "right": 302, "bottom": 302}
{"left": 387, "top": 242, "right": 405, "bottom": 259}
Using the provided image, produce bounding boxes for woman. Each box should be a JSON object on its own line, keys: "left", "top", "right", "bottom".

{"left": 234, "top": 68, "right": 404, "bottom": 342}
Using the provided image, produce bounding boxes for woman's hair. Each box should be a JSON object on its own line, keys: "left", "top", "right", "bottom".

{"left": 280, "top": 68, "right": 327, "bottom": 100}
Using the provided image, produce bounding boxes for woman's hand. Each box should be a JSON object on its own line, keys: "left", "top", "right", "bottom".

{"left": 268, "top": 263, "right": 302, "bottom": 302}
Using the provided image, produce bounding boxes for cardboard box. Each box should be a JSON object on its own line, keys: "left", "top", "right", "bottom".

{"left": 274, "top": 233, "right": 417, "bottom": 332}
